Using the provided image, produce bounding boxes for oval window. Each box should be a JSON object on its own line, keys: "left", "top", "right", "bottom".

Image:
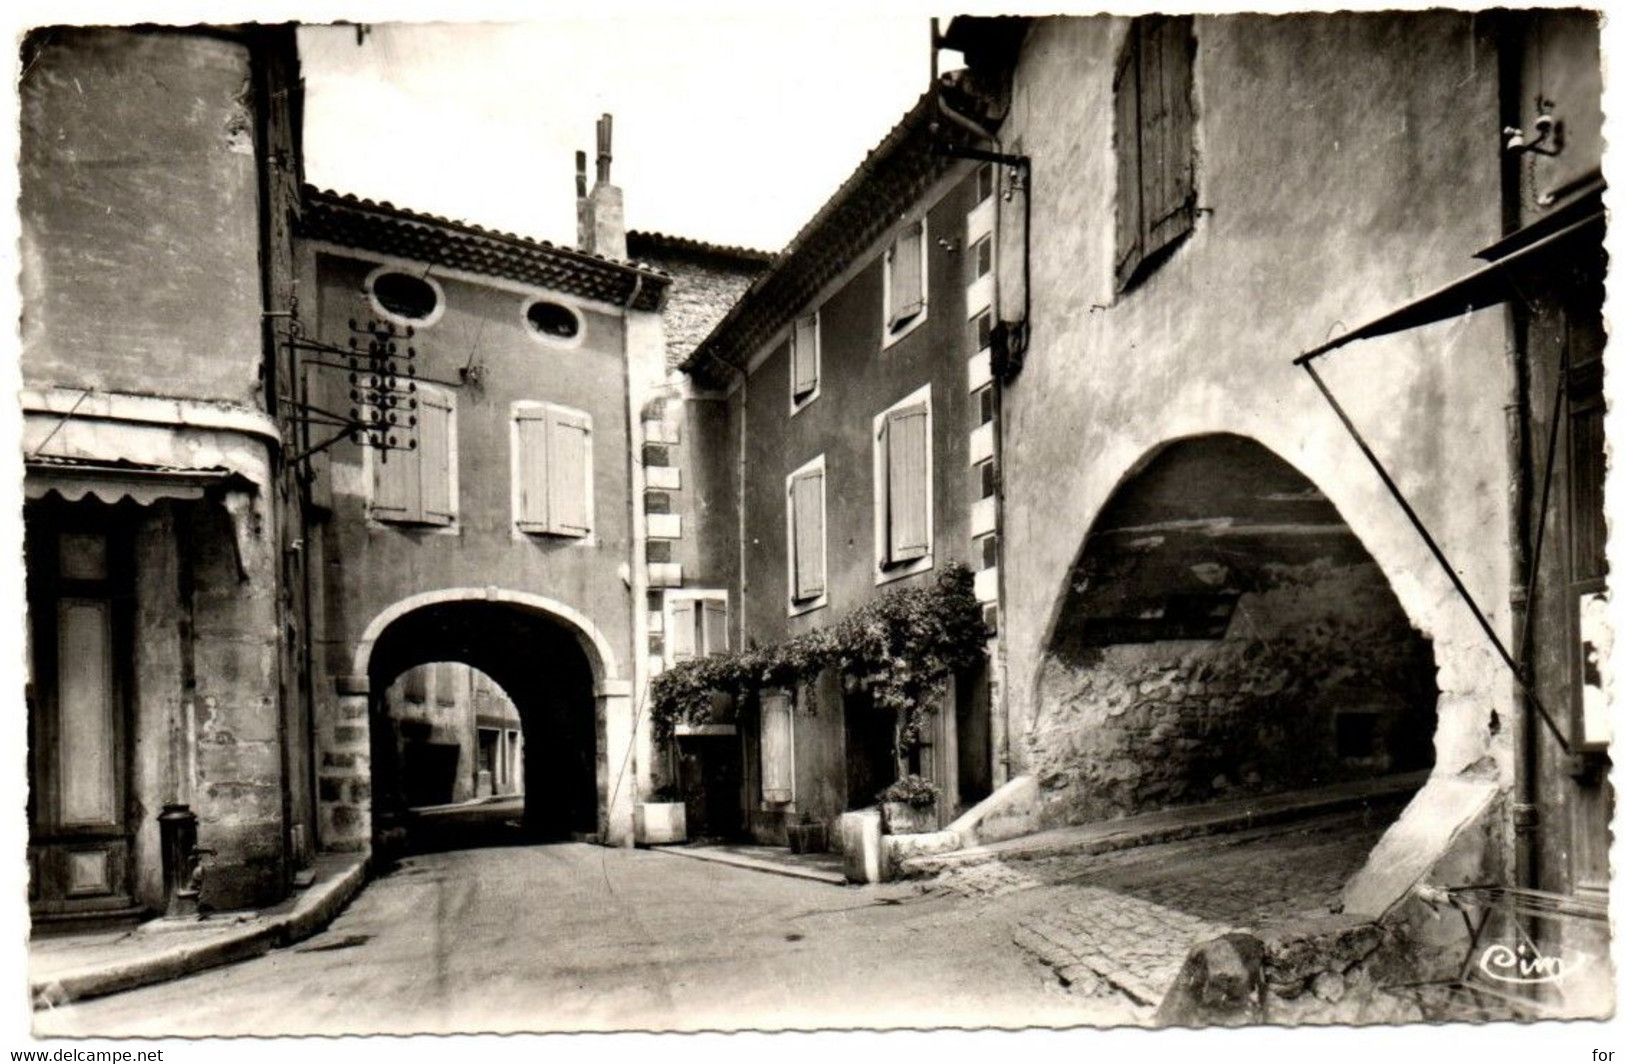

{"left": 371, "top": 272, "right": 439, "bottom": 322}
{"left": 525, "top": 300, "right": 581, "bottom": 341}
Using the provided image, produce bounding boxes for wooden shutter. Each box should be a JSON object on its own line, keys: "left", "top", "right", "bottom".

{"left": 669, "top": 600, "right": 697, "bottom": 661}
{"left": 790, "top": 468, "right": 825, "bottom": 601}
{"left": 547, "top": 408, "right": 591, "bottom": 536}
{"left": 417, "top": 389, "right": 454, "bottom": 525}
{"left": 1144, "top": 16, "right": 1195, "bottom": 258}
{"left": 889, "top": 222, "right": 924, "bottom": 328}
{"left": 701, "top": 599, "right": 729, "bottom": 656}
{"left": 514, "top": 407, "right": 550, "bottom": 531}
{"left": 372, "top": 425, "right": 419, "bottom": 521}
{"left": 760, "top": 689, "right": 793, "bottom": 804}
{"left": 1113, "top": 24, "right": 1144, "bottom": 290}
{"left": 885, "top": 403, "right": 930, "bottom": 564}
{"left": 792, "top": 314, "right": 819, "bottom": 399}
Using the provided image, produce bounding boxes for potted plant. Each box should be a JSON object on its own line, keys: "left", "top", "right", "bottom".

{"left": 878, "top": 774, "right": 940, "bottom": 835}
{"left": 786, "top": 811, "right": 829, "bottom": 854}
{"left": 634, "top": 783, "right": 687, "bottom": 846}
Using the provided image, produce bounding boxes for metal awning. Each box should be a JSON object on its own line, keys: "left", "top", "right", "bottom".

{"left": 1290, "top": 202, "right": 1606, "bottom": 757}
{"left": 1296, "top": 208, "right": 1605, "bottom": 365}
{"left": 24, "top": 458, "right": 243, "bottom": 508}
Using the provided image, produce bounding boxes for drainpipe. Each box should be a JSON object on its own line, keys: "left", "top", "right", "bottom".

{"left": 1495, "top": 11, "right": 1540, "bottom": 892}
{"left": 931, "top": 56, "right": 1030, "bottom": 787}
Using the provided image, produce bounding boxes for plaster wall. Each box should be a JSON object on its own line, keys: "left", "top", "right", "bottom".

{"left": 718, "top": 165, "right": 982, "bottom": 843}
{"left": 730, "top": 164, "right": 980, "bottom": 650}
{"left": 307, "top": 253, "right": 635, "bottom": 683}
{"left": 998, "top": 15, "right": 1516, "bottom": 806}
{"left": 19, "top": 29, "right": 264, "bottom": 405}
{"left": 303, "top": 250, "right": 641, "bottom": 846}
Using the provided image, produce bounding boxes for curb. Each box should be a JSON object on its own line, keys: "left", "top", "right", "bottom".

{"left": 651, "top": 845, "right": 848, "bottom": 886}
{"left": 902, "top": 780, "right": 1421, "bottom": 879}
{"left": 31, "top": 855, "right": 369, "bottom": 1011}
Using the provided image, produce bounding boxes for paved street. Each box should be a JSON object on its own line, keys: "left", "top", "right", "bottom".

{"left": 959, "top": 811, "right": 1392, "bottom": 1016}
{"left": 34, "top": 809, "right": 1387, "bottom": 1036}
{"left": 33, "top": 841, "right": 1109, "bottom": 1036}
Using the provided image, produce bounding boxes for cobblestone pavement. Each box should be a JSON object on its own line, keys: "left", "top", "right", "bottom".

{"left": 928, "top": 811, "right": 1394, "bottom": 1017}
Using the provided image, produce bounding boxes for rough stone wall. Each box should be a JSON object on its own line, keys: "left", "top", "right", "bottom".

{"left": 1029, "top": 562, "right": 1436, "bottom": 826}
{"left": 631, "top": 249, "right": 766, "bottom": 368}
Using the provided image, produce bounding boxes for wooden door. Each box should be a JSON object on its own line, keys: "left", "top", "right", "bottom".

{"left": 27, "top": 511, "right": 137, "bottom": 917}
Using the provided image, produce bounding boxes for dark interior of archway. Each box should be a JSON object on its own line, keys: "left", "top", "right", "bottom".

{"left": 1034, "top": 434, "right": 1439, "bottom": 826}
{"left": 369, "top": 602, "right": 598, "bottom": 851}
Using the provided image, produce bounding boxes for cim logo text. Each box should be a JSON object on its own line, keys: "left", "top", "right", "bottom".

{"left": 1477, "top": 942, "right": 1586, "bottom": 985}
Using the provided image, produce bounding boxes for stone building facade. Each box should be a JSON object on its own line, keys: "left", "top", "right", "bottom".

{"left": 675, "top": 92, "right": 1005, "bottom": 845}
{"left": 19, "top": 25, "right": 312, "bottom": 917}
{"left": 940, "top": 10, "right": 1607, "bottom": 919}
{"left": 293, "top": 175, "right": 671, "bottom": 849}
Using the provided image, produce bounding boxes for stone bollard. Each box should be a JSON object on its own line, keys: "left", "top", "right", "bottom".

{"left": 839, "top": 808, "right": 884, "bottom": 883}
{"left": 1154, "top": 931, "right": 1267, "bottom": 1028}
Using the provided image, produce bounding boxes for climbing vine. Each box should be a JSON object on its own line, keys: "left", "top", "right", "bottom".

{"left": 650, "top": 563, "right": 988, "bottom": 749}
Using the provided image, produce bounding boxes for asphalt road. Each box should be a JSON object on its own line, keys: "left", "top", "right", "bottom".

{"left": 33, "top": 839, "right": 1117, "bottom": 1037}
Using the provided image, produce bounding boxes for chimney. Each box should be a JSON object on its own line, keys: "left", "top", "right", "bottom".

{"left": 576, "top": 113, "right": 626, "bottom": 261}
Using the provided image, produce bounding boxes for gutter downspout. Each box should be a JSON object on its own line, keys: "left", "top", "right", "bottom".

{"left": 933, "top": 77, "right": 1029, "bottom": 788}
{"left": 1495, "top": 11, "right": 1540, "bottom": 893}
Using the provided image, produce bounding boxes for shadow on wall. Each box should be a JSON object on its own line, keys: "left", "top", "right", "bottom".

{"left": 1031, "top": 434, "right": 1438, "bottom": 826}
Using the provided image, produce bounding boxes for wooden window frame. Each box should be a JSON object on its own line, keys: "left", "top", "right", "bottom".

{"left": 882, "top": 217, "right": 930, "bottom": 349}
{"left": 873, "top": 384, "right": 935, "bottom": 585}
{"left": 786, "top": 454, "right": 829, "bottom": 616}
{"left": 664, "top": 589, "right": 730, "bottom": 666}
{"left": 1114, "top": 15, "right": 1197, "bottom": 294}
{"left": 510, "top": 399, "right": 595, "bottom": 541}
{"left": 367, "top": 382, "right": 459, "bottom": 530}
{"left": 789, "top": 310, "right": 822, "bottom": 414}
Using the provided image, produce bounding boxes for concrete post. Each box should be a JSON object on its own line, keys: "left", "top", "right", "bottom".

{"left": 597, "top": 679, "right": 636, "bottom": 846}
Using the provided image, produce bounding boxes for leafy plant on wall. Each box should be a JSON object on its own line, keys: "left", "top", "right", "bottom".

{"left": 650, "top": 563, "right": 988, "bottom": 752}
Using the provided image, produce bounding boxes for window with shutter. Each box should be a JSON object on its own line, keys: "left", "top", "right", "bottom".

{"left": 786, "top": 456, "right": 828, "bottom": 613}
{"left": 547, "top": 409, "right": 592, "bottom": 536}
{"left": 668, "top": 600, "right": 697, "bottom": 662}
{"left": 873, "top": 386, "right": 934, "bottom": 583}
{"left": 1115, "top": 15, "right": 1196, "bottom": 293}
{"left": 701, "top": 599, "right": 728, "bottom": 656}
{"left": 371, "top": 385, "right": 455, "bottom": 526}
{"left": 513, "top": 402, "right": 593, "bottom": 537}
{"left": 760, "top": 689, "right": 794, "bottom": 805}
{"left": 418, "top": 390, "right": 455, "bottom": 525}
{"left": 664, "top": 592, "right": 729, "bottom": 665}
{"left": 885, "top": 219, "right": 927, "bottom": 339}
{"left": 883, "top": 403, "right": 930, "bottom": 565}
{"left": 791, "top": 313, "right": 820, "bottom": 406}
{"left": 789, "top": 466, "right": 825, "bottom": 603}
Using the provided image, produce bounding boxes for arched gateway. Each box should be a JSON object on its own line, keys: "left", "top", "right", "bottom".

{"left": 318, "top": 589, "right": 635, "bottom": 853}
{"left": 1030, "top": 434, "right": 1439, "bottom": 826}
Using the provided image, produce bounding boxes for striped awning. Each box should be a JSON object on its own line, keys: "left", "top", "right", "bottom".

{"left": 24, "top": 457, "right": 243, "bottom": 507}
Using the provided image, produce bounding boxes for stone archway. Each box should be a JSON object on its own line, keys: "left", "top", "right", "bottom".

{"left": 1030, "top": 433, "right": 1439, "bottom": 825}
{"left": 319, "top": 589, "right": 634, "bottom": 854}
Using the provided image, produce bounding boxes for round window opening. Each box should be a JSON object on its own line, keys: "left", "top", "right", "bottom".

{"left": 526, "top": 301, "right": 581, "bottom": 341}
{"left": 371, "top": 272, "right": 440, "bottom": 322}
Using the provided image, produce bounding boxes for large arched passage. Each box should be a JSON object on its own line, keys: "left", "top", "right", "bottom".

{"left": 1030, "top": 433, "right": 1439, "bottom": 825}
{"left": 363, "top": 598, "right": 603, "bottom": 848}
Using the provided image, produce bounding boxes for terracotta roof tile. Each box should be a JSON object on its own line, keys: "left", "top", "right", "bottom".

{"left": 299, "top": 186, "right": 670, "bottom": 313}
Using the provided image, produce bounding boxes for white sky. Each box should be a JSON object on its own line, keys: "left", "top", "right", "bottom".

{"left": 298, "top": 15, "right": 956, "bottom": 252}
